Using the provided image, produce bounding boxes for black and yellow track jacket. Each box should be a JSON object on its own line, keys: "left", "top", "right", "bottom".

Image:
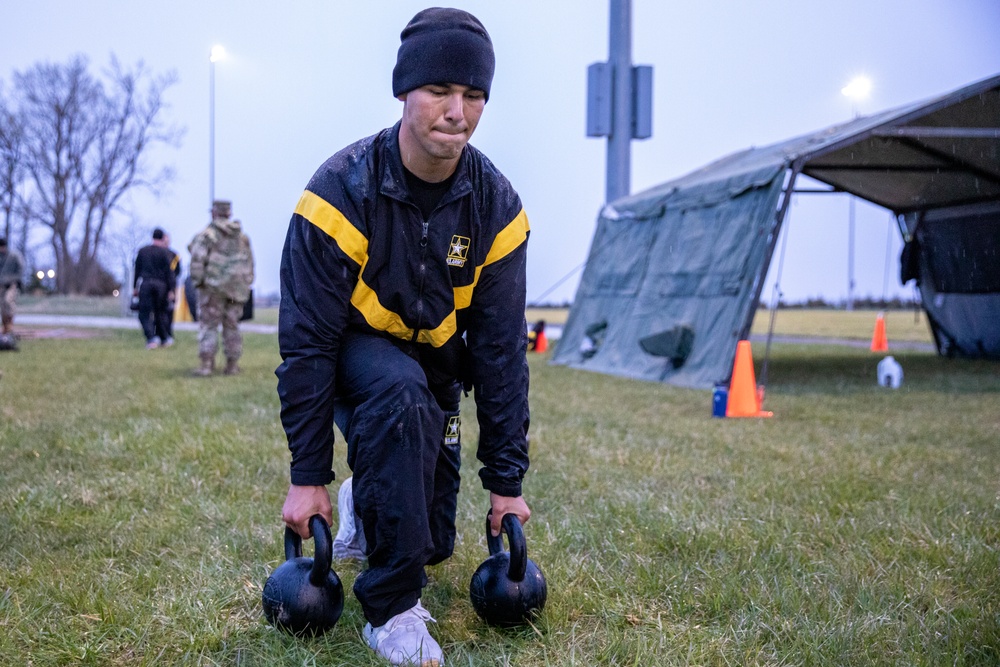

{"left": 276, "top": 122, "right": 531, "bottom": 498}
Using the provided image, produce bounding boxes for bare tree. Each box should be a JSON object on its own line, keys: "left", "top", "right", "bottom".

{"left": 0, "top": 84, "right": 26, "bottom": 252}
{"left": 13, "top": 55, "right": 182, "bottom": 294}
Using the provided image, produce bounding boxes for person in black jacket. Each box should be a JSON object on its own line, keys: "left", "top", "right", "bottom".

{"left": 133, "top": 228, "right": 176, "bottom": 349}
{"left": 276, "top": 8, "right": 530, "bottom": 666}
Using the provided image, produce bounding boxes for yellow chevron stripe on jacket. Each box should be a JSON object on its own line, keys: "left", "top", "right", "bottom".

{"left": 299, "top": 192, "right": 529, "bottom": 348}
{"left": 295, "top": 190, "right": 367, "bottom": 265}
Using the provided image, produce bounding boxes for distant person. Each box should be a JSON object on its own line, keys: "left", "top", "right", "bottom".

{"left": 188, "top": 200, "right": 254, "bottom": 376}
{"left": 162, "top": 233, "right": 182, "bottom": 339}
{"left": 133, "top": 228, "right": 176, "bottom": 349}
{"left": 0, "top": 237, "right": 25, "bottom": 337}
{"left": 276, "top": 8, "right": 531, "bottom": 666}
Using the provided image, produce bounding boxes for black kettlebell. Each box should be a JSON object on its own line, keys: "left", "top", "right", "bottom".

{"left": 262, "top": 514, "right": 344, "bottom": 637}
{"left": 469, "top": 512, "right": 547, "bottom": 627}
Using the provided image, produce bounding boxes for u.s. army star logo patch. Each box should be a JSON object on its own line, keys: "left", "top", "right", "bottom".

{"left": 447, "top": 235, "right": 470, "bottom": 267}
{"left": 444, "top": 415, "right": 461, "bottom": 445}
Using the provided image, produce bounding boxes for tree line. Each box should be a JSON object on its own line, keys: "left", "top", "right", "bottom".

{"left": 0, "top": 55, "right": 182, "bottom": 294}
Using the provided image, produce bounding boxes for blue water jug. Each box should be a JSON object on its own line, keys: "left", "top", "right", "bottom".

{"left": 712, "top": 385, "right": 728, "bottom": 418}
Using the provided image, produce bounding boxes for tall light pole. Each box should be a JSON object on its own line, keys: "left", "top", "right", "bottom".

{"left": 586, "top": 0, "right": 653, "bottom": 204}
{"left": 606, "top": 0, "right": 633, "bottom": 203}
{"left": 209, "top": 45, "right": 226, "bottom": 207}
{"left": 841, "top": 75, "right": 871, "bottom": 311}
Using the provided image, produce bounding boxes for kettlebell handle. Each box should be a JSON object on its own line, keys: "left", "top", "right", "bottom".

{"left": 485, "top": 512, "right": 527, "bottom": 583}
{"left": 283, "top": 514, "right": 333, "bottom": 587}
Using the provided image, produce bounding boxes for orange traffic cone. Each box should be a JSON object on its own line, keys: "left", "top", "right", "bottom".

{"left": 870, "top": 312, "right": 888, "bottom": 352}
{"left": 534, "top": 330, "right": 548, "bottom": 353}
{"left": 726, "top": 340, "right": 773, "bottom": 418}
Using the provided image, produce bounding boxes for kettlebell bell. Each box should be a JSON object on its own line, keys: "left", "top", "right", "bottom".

{"left": 262, "top": 514, "right": 344, "bottom": 637}
{"left": 469, "top": 512, "right": 547, "bottom": 627}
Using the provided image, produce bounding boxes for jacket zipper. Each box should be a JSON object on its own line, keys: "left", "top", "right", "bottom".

{"left": 412, "top": 219, "right": 429, "bottom": 342}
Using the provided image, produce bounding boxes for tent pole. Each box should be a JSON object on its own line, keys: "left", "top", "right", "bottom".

{"left": 760, "top": 203, "right": 794, "bottom": 390}
{"left": 739, "top": 162, "right": 802, "bottom": 385}
{"left": 739, "top": 162, "right": 801, "bottom": 341}
{"left": 881, "top": 213, "right": 895, "bottom": 302}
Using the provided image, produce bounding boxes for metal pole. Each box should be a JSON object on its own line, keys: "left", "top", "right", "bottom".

{"left": 882, "top": 214, "right": 893, "bottom": 302}
{"left": 210, "top": 56, "right": 215, "bottom": 206}
{"left": 757, "top": 164, "right": 802, "bottom": 388}
{"left": 739, "top": 162, "right": 801, "bottom": 344}
{"left": 606, "top": 0, "right": 632, "bottom": 203}
{"left": 847, "top": 196, "right": 856, "bottom": 311}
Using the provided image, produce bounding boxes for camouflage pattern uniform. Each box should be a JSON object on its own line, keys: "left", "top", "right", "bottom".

{"left": 188, "top": 201, "right": 254, "bottom": 375}
{"left": 0, "top": 239, "right": 25, "bottom": 335}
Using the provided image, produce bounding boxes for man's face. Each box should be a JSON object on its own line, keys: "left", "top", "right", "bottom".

{"left": 398, "top": 83, "right": 486, "bottom": 174}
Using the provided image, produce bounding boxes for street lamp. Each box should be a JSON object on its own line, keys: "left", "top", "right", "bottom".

{"left": 841, "top": 75, "right": 872, "bottom": 311}
{"left": 841, "top": 75, "right": 872, "bottom": 118}
{"left": 36, "top": 269, "right": 55, "bottom": 292}
{"left": 209, "top": 45, "right": 226, "bottom": 207}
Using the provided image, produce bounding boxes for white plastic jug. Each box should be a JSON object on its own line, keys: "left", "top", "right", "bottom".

{"left": 877, "top": 355, "right": 903, "bottom": 389}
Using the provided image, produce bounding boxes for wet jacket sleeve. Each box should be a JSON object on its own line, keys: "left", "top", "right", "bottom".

{"left": 275, "top": 186, "right": 364, "bottom": 487}
{"left": 465, "top": 210, "right": 531, "bottom": 497}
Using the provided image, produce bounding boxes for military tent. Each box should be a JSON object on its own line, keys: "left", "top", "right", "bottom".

{"left": 552, "top": 74, "right": 1000, "bottom": 388}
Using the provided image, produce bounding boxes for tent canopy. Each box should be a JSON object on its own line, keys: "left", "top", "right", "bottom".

{"left": 553, "top": 74, "right": 1000, "bottom": 388}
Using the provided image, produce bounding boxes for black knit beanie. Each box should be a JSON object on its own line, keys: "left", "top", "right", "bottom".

{"left": 392, "top": 7, "right": 495, "bottom": 100}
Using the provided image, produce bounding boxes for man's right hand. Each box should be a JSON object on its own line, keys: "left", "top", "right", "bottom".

{"left": 282, "top": 484, "right": 333, "bottom": 538}
{"left": 488, "top": 492, "right": 531, "bottom": 537}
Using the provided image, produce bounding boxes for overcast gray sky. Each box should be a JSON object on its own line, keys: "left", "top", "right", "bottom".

{"left": 2, "top": 0, "right": 998, "bottom": 304}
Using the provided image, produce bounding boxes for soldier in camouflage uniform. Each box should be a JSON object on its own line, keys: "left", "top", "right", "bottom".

{"left": 0, "top": 237, "right": 25, "bottom": 336}
{"left": 188, "top": 200, "right": 255, "bottom": 376}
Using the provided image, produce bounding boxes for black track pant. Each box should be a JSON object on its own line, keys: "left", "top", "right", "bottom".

{"left": 333, "top": 331, "right": 462, "bottom": 627}
{"left": 138, "top": 279, "right": 171, "bottom": 343}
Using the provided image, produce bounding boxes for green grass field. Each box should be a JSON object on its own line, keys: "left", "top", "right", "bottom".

{"left": 1, "top": 306, "right": 997, "bottom": 666}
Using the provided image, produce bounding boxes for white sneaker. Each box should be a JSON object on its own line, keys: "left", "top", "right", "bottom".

{"left": 333, "top": 476, "right": 367, "bottom": 559}
{"left": 363, "top": 601, "right": 443, "bottom": 667}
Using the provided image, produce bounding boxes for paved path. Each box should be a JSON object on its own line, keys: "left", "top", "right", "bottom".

{"left": 751, "top": 333, "right": 936, "bottom": 353}
{"left": 16, "top": 315, "right": 936, "bottom": 352}
{"left": 17, "top": 314, "right": 277, "bottom": 335}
